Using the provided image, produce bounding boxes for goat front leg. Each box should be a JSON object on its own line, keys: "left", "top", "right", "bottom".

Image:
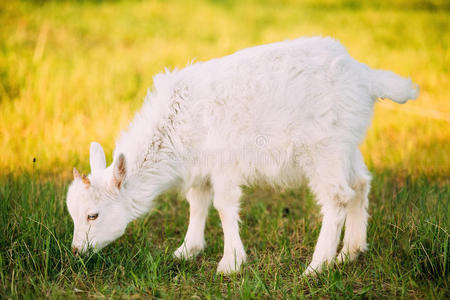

{"left": 212, "top": 177, "right": 246, "bottom": 274}
{"left": 174, "top": 185, "right": 212, "bottom": 259}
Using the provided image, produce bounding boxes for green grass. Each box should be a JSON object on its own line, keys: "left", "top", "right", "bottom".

{"left": 0, "top": 172, "right": 448, "bottom": 298}
{"left": 1, "top": 0, "right": 449, "bottom": 298}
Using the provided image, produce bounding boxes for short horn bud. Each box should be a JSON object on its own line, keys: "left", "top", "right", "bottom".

{"left": 82, "top": 174, "right": 91, "bottom": 187}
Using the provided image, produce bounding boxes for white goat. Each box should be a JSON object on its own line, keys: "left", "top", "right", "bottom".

{"left": 67, "top": 37, "right": 418, "bottom": 275}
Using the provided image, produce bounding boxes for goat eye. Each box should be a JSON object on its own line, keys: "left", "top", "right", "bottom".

{"left": 87, "top": 213, "right": 99, "bottom": 221}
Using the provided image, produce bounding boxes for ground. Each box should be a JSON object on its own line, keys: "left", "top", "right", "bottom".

{"left": 0, "top": 0, "right": 448, "bottom": 298}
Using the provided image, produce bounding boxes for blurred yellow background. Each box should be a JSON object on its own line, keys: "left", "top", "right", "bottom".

{"left": 1, "top": 0, "right": 449, "bottom": 178}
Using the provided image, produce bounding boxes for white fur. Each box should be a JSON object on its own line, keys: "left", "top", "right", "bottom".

{"left": 66, "top": 37, "right": 418, "bottom": 275}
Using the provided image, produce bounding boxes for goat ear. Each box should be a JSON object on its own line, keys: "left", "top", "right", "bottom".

{"left": 73, "top": 168, "right": 81, "bottom": 180}
{"left": 90, "top": 142, "right": 106, "bottom": 173}
{"left": 82, "top": 174, "right": 91, "bottom": 187}
{"left": 112, "top": 154, "right": 126, "bottom": 189}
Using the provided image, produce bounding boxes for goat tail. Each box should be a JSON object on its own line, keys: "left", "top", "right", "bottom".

{"left": 369, "top": 69, "right": 419, "bottom": 103}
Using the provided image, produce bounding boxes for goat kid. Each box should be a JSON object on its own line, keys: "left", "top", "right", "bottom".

{"left": 66, "top": 37, "right": 418, "bottom": 275}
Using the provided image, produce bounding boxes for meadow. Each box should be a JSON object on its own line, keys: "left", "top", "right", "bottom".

{"left": 0, "top": 0, "right": 449, "bottom": 298}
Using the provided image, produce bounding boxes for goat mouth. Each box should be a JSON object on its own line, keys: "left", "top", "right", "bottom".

{"left": 71, "top": 241, "right": 97, "bottom": 256}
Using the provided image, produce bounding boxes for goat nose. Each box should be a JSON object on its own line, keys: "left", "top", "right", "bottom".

{"left": 72, "top": 247, "right": 79, "bottom": 256}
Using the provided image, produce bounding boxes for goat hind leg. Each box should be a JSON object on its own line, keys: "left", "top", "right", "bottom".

{"left": 303, "top": 202, "right": 348, "bottom": 276}
{"left": 303, "top": 155, "right": 355, "bottom": 276}
{"left": 338, "top": 154, "right": 371, "bottom": 263}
